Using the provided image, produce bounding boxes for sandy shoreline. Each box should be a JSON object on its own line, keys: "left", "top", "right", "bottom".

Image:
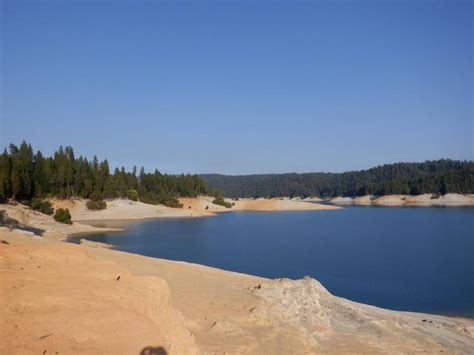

{"left": 1, "top": 200, "right": 474, "bottom": 354}
{"left": 329, "top": 193, "right": 474, "bottom": 207}
{"left": 0, "top": 197, "right": 339, "bottom": 242}
{"left": 48, "top": 196, "right": 340, "bottom": 224}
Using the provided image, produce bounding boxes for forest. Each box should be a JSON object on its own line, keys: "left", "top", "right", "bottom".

{"left": 1, "top": 141, "right": 472, "bottom": 203}
{"left": 201, "top": 160, "right": 474, "bottom": 198}
{"left": 0, "top": 141, "right": 211, "bottom": 206}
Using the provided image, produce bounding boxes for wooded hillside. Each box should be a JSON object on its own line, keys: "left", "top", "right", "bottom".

{"left": 0, "top": 141, "right": 211, "bottom": 206}
{"left": 201, "top": 160, "right": 474, "bottom": 198}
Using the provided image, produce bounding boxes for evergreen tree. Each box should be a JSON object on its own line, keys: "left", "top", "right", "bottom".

{"left": 0, "top": 149, "right": 11, "bottom": 200}
{"left": 1, "top": 141, "right": 470, "bottom": 203}
{"left": 33, "top": 151, "right": 47, "bottom": 197}
{"left": 9, "top": 144, "right": 21, "bottom": 199}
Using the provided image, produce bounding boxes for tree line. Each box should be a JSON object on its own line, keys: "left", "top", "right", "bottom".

{"left": 201, "top": 160, "right": 474, "bottom": 198}
{"left": 0, "top": 141, "right": 211, "bottom": 206}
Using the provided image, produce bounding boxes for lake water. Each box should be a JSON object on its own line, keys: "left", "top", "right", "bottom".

{"left": 82, "top": 206, "right": 474, "bottom": 317}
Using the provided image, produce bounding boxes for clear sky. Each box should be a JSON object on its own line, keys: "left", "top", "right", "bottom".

{"left": 1, "top": 0, "right": 472, "bottom": 174}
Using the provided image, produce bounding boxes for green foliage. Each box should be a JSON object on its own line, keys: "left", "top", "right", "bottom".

{"left": 162, "top": 198, "right": 183, "bottom": 208}
{"left": 30, "top": 198, "right": 54, "bottom": 215}
{"left": 138, "top": 194, "right": 183, "bottom": 208}
{"left": 0, "top": 149, "right": 11, "bottom": 202}
{"left": 212, "top": 196, "right": 233, "bottom": 208}
{"left": 4, "top": 141, "right": 472, "bottom": 202}
{"left": 127, "top": 189, "right": 139, "bottom": 201}
{"left": 54, "top": 208, "right": 72, "bottom": 224}
{"left": 202, "top": 160, "right": 474, "bottom": 198}
{"left": 138, "top": 195, "right": 157, "bottom": 205}
{"left": 0, "top": 141, "right": 211, "bottom": 204}
{"left": 86, "top": 200, "right": 107, "bottom": 210}
{"left": 89, "top": 191, "right": 103, "bottom": 201}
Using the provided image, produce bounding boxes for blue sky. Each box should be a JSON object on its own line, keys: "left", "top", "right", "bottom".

{"left": 1, "top": 0, "right": 472, "bottom": 174}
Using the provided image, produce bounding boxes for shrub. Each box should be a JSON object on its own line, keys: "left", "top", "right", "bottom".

{"left": 205, "top": 205, "right": 209, "bottom": 210}
{"left": 163, "top": 198, "right": 183, "bottom": 208}
{"left": 54, "top": 208, "right": 72, "bottom": 224}
{"left": 89, "top": 191, "right": 103, "bottom": 201}
{"left": 127, "top": 189, "right": 138, "bottom": 201}
{"left": 30, "top": 198, "right": 54, "bottom": 215}
{"left": 139, "top": 196, "right": 158, "bottom": 205}
{"left": 212, "top": 196, "right": 232, "bottom": 208}
{"left": 86, "top": 199, "right": 107, "bottom": 210}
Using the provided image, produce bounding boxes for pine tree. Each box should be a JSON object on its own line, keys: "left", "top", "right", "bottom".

{"left": 0, "top": 149, "right": 11, "bottom": 200}
{"left": 33, "top": 151, "right": 47, "bottom": 197}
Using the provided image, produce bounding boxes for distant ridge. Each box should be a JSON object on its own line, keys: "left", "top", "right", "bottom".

{"left": 201, "top": 160, "right": 474, "bottom": 198}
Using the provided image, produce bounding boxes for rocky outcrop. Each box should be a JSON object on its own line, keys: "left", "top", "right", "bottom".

{"left": 251, "top": 277, "right": 474, "bottom": 353}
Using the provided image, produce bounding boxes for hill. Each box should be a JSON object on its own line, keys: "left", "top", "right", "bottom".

{"left": 201, "top": 160, "right": 474, "bottom": 198}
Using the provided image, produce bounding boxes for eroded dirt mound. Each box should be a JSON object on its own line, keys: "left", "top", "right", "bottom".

{"left": 0, "top": 234, "right": 199, "bottom": 354}
{"left": 251, "top": 277, "right": 474, "bottom": 353}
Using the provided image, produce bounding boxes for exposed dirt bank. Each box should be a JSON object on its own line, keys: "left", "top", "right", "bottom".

{"left": 179, "top": 196, "right": 340, "bottom": 213}
{"left": 329, "top": 193, "right": 474, "bottom": 207}
{"left": 1, "top": 228, "right": 473, "bottom": 354}
{"left": 0, "top": 203, "right": 118, "bottom": 241}
{"left": 46, "top": 196, "right": 340, "bottom": 223}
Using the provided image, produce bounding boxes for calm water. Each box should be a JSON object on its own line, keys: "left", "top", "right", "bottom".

{"left": 83, "top": 206, "right": 474, "bottom": 316}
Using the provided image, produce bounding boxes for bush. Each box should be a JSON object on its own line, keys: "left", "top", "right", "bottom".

{"left": 212, "top": 196, "right": 232, "bottom": 208}
{"left": 163, "top": 198, "right": 183, "bottom": 208}
{"left": 127, "top": 189, "right": 138, "bottom": 201}
{"left": 138, "top": 196, "right": 158, "bottom": 205}
{"left": 138, "top": 193, "right": 183, "bottom": 208}
{"left": 30, "top": 198, "right": 54, "bottom": 215}
{"left": 54, "top": 208, "right": 72, "bottom": 224}
{"left": 86, "top": 199, "right": 107, "bottom": 210}
{"left": 89, "top": 191, "right": 103, "bottom": 201}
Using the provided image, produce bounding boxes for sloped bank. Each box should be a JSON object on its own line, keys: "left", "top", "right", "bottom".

{"left": 329, "top": 193, "right": 474, "bottom": 207}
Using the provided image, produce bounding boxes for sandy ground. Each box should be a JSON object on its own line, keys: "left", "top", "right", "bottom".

{"left": 0, "top": 230, "right": 198, "bottom": 355}
{"left": 48, "top": 197, "right": 340, "bottom": 223}
{"left": 0, "top": 203, "right": 119, "bottom": 240}
{"left": 1, "top": 228, "right": 473, "bottom": 354}
{"left": 50, "top": 198, "right": 214, "bottom": 222}
{"left": 329, "top": 196, "right": 354, "bottom": 204}
{"left": 230, "top": 198, "right": 339, "bottom": 211}
{"left": 352, "top": 195, "right": 374, "bottom": 205}
{"left": 330, "top": 193, "right": 474, "bottom": 207}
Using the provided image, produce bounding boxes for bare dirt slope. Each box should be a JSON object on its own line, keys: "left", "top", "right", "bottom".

{"left": 180, "top": 196, "right": 340, "bottom": 212}
{"left": 330, "top": 193, "right": 474, "bottom": 207}
{"left": 0, "top": 231, "right": 198, "bottom": 355}
{"left": 48, "top": 197, "right": 339, "bottom": 222}
{"left": 231, "top": 198, "right": 340, "bottom": 211}
{"left": 50, "top": 198, "right": 213, "bottom": 221}
{"left": 1, "top": 229, "right": 473, "bottom": 354}
{"left": 0, "top": 203, "right": 117, "bottom": 240}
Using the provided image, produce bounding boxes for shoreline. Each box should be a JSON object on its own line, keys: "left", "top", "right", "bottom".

{"left": 2, "top": 228, "right": 473, "bottom": 354}
{"left": 47, "top": 196, "right": 340, "bottom": 224}
{"left": 328, "top": 193, "right": 474, "bottom": 207}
